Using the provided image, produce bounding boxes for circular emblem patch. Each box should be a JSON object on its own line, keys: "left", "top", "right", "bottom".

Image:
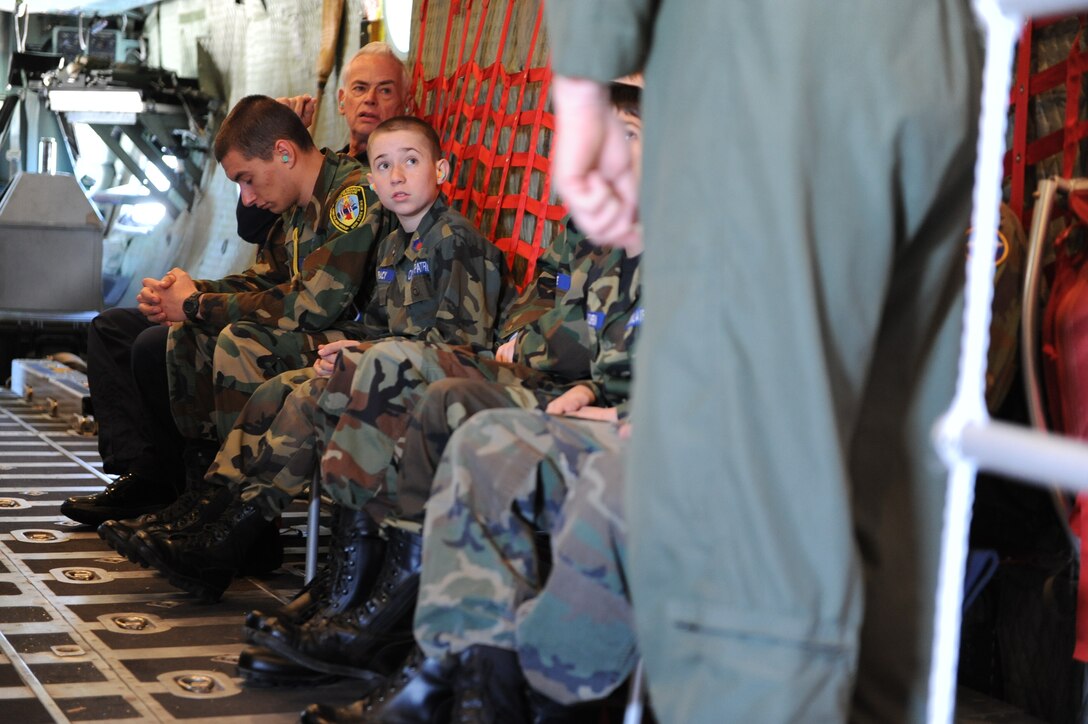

{"left": 330, "top": 185, "right": 368, "bottom": 232}
{"left": 964, "top": 227, "right": 1010, "bottom": 267}
{"left": 993, "top": 229, "right": 1009, "bottom": 267}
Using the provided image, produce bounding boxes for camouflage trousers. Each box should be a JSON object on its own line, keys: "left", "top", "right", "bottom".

{"left": 204, "top": 366, "right": 325, "bottom": 520}
{"left": 202, "top": 337, "right": 564, "bottom": 521}
{"left": 414, "top": 407, "right": 634, "bottom": 704}
{"left": 317, "top": 338, "right": 567, "bottom": 518}
{"left": 167, "top": 320, "right": 346, "bottom": 442}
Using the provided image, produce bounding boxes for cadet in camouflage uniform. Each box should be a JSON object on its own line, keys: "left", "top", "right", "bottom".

{"left": 164, "top": 96, "right": 389, "bottom": 445}
{"left": 119, "top": 116, "right": 509, "bottom": 603}
{"left": 411, "top": 408, "right": 633, "bottom": 708}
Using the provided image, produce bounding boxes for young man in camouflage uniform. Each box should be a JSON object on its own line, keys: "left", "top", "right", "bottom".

{"left": 158, "top": 96, "right": 388, "bottom": 443}
{"left": 116, "top": 116, "right": 509, "bottom": 605}
{"left": 74, "top": 94, "right": 389, "bottom": 549}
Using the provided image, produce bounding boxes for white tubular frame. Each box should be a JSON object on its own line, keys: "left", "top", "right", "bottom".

{"left": 931, "top": 1, "right": 1088, "bottom": 722}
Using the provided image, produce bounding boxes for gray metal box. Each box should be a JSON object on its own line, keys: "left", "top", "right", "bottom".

{"left": 10, "top": 358, "right": 90, "bottom": 419}
{"left": 0, "top": 172, "right": 104, "bottom": 316}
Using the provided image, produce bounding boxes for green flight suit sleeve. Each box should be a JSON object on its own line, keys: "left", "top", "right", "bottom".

{"left": 544, "top": 0, "right": 657, "bottom": 81}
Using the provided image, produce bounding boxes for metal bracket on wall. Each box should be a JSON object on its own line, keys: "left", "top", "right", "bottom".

{"left": 88, "top": 121, "right": 192, "bottom": 217}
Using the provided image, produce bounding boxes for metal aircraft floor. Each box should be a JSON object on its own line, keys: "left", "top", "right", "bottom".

{"left": 0, "top": 386, "right": 1053, "bottom": 723}
{"left": 0, "top": 388, "right": 366, "bottom": 723}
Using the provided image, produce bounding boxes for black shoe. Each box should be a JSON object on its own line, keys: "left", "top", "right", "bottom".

{"left": 96, "top": 442, "right": 222, "bottom": 560}
{"left": 450, "top": 646, "right": 531, "bottom": 724}
{"left": 98, "top": 481, "right": 233, "bottom": 566}
{"left": 299, "top": 645, "right": 443, "bottom": 724}
{"left": 254, "top": 525, "right": 422, "bottom": 678}
{"left": 133, "top": 497, "right": 283, "bottom": 601}
{"left": 60, "top": 472, "right": 176, "bottom": 527}
{"left": 245, "top": 506, "right": 385, "bottom": 643}
{"left": 237, "top": 645, "right": 342, "bottom": 688}
{"left": 526, "top": 689, "right": 579, "bottom": 724}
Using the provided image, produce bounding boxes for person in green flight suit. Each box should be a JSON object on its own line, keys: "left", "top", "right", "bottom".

{"left": 544, "top": 1, "right": 983, "bottom": 721}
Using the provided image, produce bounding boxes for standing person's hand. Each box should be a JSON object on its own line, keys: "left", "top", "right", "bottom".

{"left": 551, "top": 75, "right": 640, "bottom": 253}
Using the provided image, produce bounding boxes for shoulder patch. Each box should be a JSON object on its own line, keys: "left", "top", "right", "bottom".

{"left": 330, "top": 185, "right": 368, "bottom": 232}
{"left": 994, "top": 229, "right": 1009, "bottom": 267}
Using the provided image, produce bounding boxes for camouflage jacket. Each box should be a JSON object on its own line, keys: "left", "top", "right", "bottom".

{"left": 192, "top": 232, "right": 288, "bottom": 296}
{"left": 191, "top": 149, "right": 391, "bottom": 332}
{"left": 510, "top": 226, "right": 642, "bottom": 417}
{"left": 353, "top": 196, "right": 509, "bottom": 351}
{"left": 510, "top": 221, "right": 599, "bottom": 380}
{"left": 579, "top": 250, "right": 641, "bottom": 418}
{"left": 497, "top": 214, "right": 585, "bottom": 340}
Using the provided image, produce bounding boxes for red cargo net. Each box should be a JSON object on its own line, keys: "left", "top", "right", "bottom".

{"left": 1005, "top": 16, "right": 1088, "bottom": 225}
{"left": 409, "top": 0, "right": 565, "bottom": 289}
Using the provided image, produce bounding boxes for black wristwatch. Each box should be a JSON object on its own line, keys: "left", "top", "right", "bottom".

{"left": 183, "top": 291, "right": 203, "bottom": 322}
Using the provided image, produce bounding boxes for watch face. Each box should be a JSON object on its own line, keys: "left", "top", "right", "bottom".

{"left": 184, "top": 294, "right": 199, "bottom": 319}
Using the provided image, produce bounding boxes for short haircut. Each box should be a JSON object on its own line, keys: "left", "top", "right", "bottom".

{"left": 213, "top": 95, "right": 315, "bottom": 162}
{"left": 344, "top": 41, "right": 411, "bottom": 94}
{"left": 368, "top": 116, "right": 442, "bottom": 162}
{"left": 609, "top": 82, "right": 642, "bottom": 119}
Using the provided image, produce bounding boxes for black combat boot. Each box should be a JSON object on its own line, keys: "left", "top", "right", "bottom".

{"left": 243, "top": 562, "right": 332, "bottom": 645}
{"left": 132, "top": 496, "right": 283, "bottom": 601}
{"left": 299, "top": 645, "right": 450, "bottom": 724}
{"left": 526, "top": 689, "right": 579, "bottom": 724}
{"left": 236, "top": 645, "right": 342, "bottom": 688}
{"left": 449, "top": 646, "right": 531, "bottom": 724}
{"left": 97, "top": 442, "right": 225, "bottom": 563}
{"left": 244, "top": 506, "right": 386, "bottom": 642}
{"left": 60, "top": 472, "right": 177, "bottom": 527}
{"left": 254, "top": 524, "right": 422, "bottom": 678}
